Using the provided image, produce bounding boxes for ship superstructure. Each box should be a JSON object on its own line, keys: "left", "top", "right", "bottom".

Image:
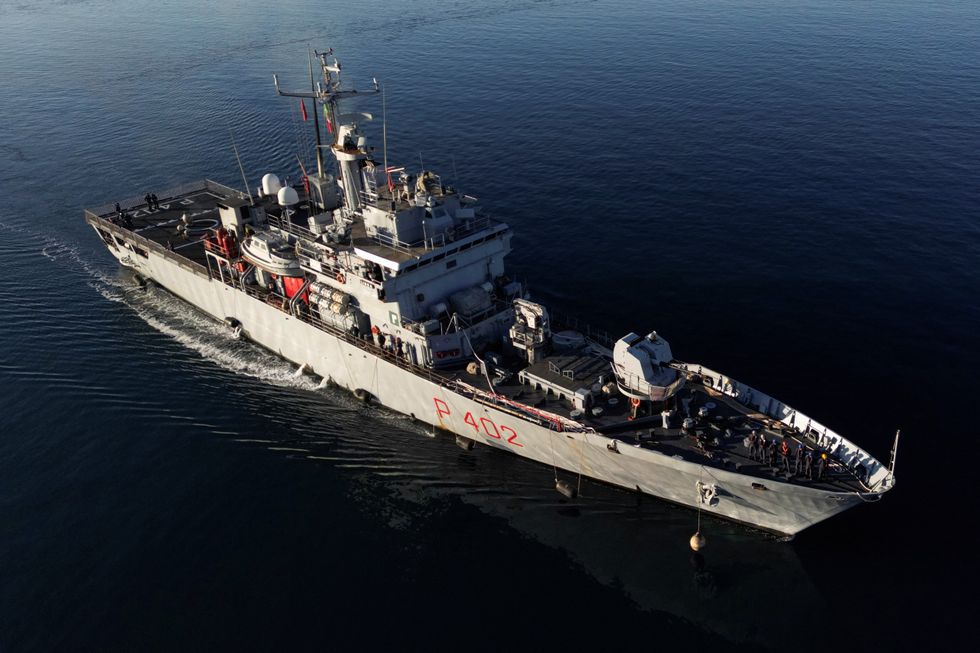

{"left": 84, "top": 51, "right": 896, "bottom": 536}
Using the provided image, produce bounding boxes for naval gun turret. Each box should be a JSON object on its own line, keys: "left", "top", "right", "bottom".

{"left": 612, "top": 331, "right": 683, "bottom": 401}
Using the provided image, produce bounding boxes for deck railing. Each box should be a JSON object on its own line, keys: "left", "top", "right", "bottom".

{"left": 84, "top": 211, "right": 210, "bottom": 279}
{"left": 670, "top": 361, "right": 890, "bottom": 488}
{"left": 86, "top": 179, "right": 248, "bottom": 218}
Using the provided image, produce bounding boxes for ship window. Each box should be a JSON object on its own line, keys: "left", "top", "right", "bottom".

{"left": 459, "top": 242, "right": 472, "bottom": 251}
{"left": 432, "top": 253, "right": 445, "bottom": 261}
{"left": 446, "top": 260, "right": 457, "bottom": 269}
{"left": 133, "top": 246, "right": 148, "bottom": 258}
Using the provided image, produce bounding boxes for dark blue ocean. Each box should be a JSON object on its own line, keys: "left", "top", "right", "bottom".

{"left": 1, "top": 0, "right": 978, "bottom": 650}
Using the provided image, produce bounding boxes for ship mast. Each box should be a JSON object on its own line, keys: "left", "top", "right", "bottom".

{"left": 273, "top": 49, "right": 379, "bottom": 213}
{"left": 308, "top": 50, "right": 324, "bottom": 179}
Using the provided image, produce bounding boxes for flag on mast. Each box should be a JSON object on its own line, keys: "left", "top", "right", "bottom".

{"left": 324, "top": 105, "right": 333, "bottom": 134}
{"left": 384, "top": 166, "right": 404, "bottom": 192}
{"left": 299, "top": 99, "right": 308, "bottom": 122}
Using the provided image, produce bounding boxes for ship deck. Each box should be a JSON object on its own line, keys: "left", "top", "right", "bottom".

{"left": 447, "top": 359, "right": 869, "bottom": 495}
{"left": 84, "top": 180, "right": 252, "bottom": 273}
{"left": 82, "top": 178, "right": 429, "bottom": 269}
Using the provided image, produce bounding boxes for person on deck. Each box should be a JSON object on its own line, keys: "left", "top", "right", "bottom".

{"left": 757, "top": 433, "right": 767, "bottom": 463}
{"left": 794, "top": 443, "right": 805, "bottom": 475}
{"left": 818, "top": 452, "right": 829, "bottom": 480}
{"left": 780, "top": 439, "right": 791, "bottom": 474}
{"left": 805, "top": 450, "right": 814, "bottom": 479}
{"left": 746, "top": 430, "right": 758, "bottom": 460}
{"left": 766, "top": 439, "right": 777, "bottom": 467}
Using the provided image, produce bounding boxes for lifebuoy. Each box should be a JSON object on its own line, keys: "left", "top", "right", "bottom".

{"left": 336, "top": 271, "right": 345, "bottom": 284}
{"left": 630, "top": 397, "right": 641, "bottom": 408}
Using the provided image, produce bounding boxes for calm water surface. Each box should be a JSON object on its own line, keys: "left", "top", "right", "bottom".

{"left": 1, "top": 0, "right": 978, "bottom": 650}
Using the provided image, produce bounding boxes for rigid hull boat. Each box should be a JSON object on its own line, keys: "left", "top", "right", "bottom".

{"left": 85, "top": 51, "right": 896, "bottom": 536}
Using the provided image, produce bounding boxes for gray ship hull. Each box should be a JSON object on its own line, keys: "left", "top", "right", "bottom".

{"left": 107, "top": 242, "right": 867, "bottom": 537}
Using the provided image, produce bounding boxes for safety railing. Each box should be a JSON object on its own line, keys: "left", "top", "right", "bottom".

{"left": 448, "top": 380, "right": 595, "bottom": 434}
{"left": 670, "top": 361, "right": 888, "bottom": 487}
{"left": 84, "top": 211, "right": 209, "bottom": 279}
{"left": 549, "top": 309, "right": 616, "bottom": 349}
{"left": 86, "top": 179, "right": 249, "bottom": 218}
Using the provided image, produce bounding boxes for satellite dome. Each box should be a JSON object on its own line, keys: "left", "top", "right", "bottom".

{"left": 261, "top": 173, "right": 282, "bottom": 196}
{"left": 277, "top": 185, "right": 299, "bottom": 206}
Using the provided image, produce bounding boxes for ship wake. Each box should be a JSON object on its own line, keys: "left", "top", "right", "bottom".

{"left": 23, "top": 222, "right": 325, "bottom": 393}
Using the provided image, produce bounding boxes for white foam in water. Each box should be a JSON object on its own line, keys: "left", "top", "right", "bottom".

{"left": 13, "top": 220, "right": 324, "bottom": 393}
{"left": 121, "top": 285, "right": 322, "bottom": 391}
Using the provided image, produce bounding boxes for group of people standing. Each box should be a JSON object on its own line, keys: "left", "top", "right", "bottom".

{"left": 143, "top": 193, "right": 161, "bottom": 211}
{"left": 112, "top": 202, "right": 133, "bottom": 229}
{"left": 745, "top": 430, "right": 829, "bottom": 480}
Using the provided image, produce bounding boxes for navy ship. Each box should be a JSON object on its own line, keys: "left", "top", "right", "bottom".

{"left": 85, "top": 51, "right": 897, "bottom": 536}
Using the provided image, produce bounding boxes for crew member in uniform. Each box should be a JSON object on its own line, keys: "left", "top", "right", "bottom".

{"left": 779, "top": 439, "right": 791, "bottom": 474}
{"left": 746, "top": 430, "right": 758, "bottom": 460}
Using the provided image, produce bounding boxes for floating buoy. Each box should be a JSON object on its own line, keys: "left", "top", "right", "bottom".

{"left": 455, "top": 434, "right": 475, "bottom": 451}
{"left": 556, "top": 479, "right": 577, "bottom": 499}
{"left": 690, "top": 531, "right": 707, "bottom": 552}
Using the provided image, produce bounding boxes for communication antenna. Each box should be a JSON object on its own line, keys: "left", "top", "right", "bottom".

{"left": 383, "top": 84, "right": 390, "bottom": 191}
{"left": 308, "top": 49, "right": 324, "bottom": 178}
{"left": 888, "top": 429, "right": 901, "bottom": 478}
{"left": 229, "top": 129, "right": 254, "bottom": 205}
